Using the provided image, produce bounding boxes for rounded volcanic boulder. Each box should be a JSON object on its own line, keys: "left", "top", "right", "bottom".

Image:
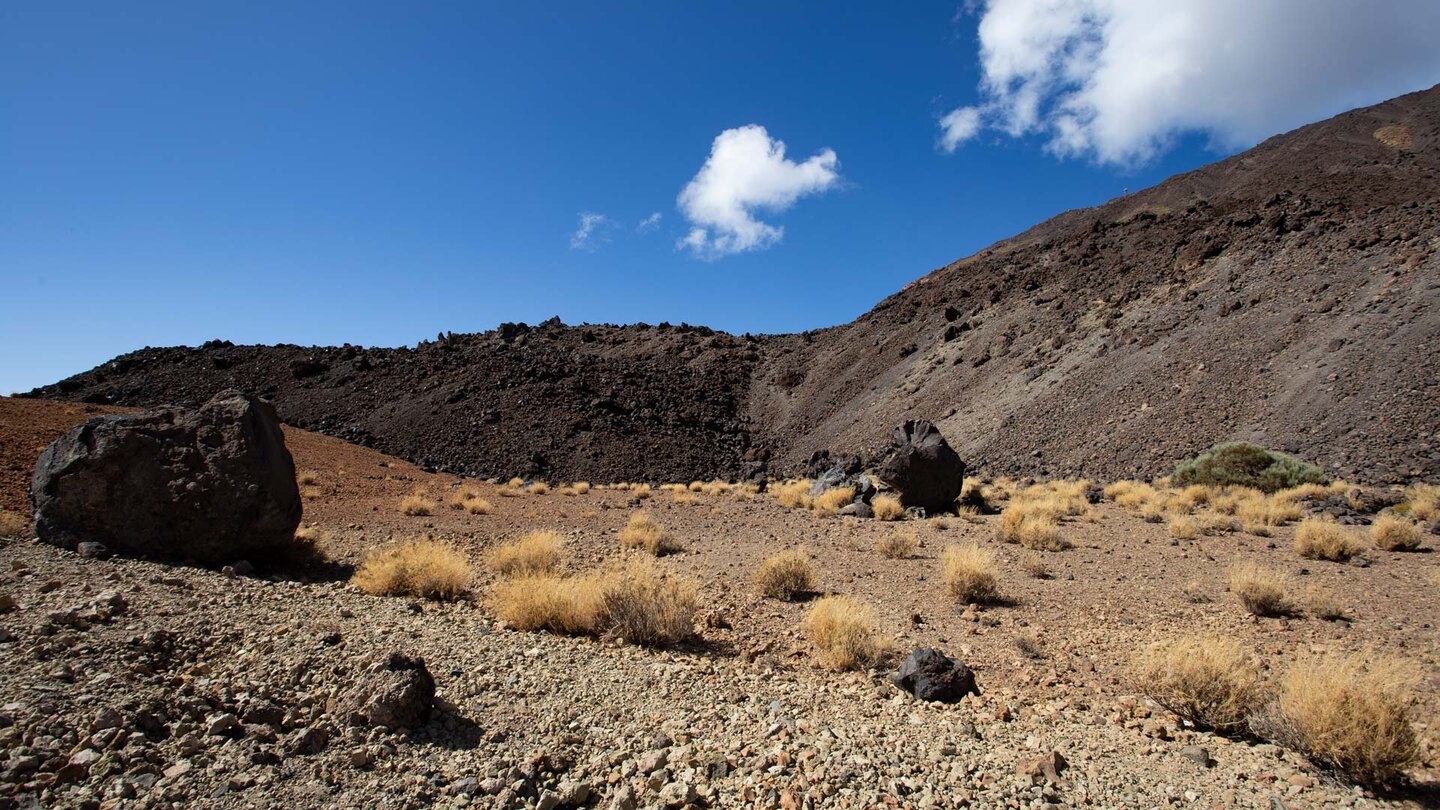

{"left": 874, "top": 420, "right": 966, "bottom": 514}
{"left": 891, "top": 648, "right": 978, "bottom": 703}
{"left": 338, "top": 652, "right": 435, "bottom": 730}
{"left": 29, "top": 390, "right": 302, "bottom": 564}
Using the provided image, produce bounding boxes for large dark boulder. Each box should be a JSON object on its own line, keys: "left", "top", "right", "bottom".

{"left": 337, "top": 652, "right": 435, "bottom": 730}
{"left": 891, "top": 648, "right": 978, "bottom": 703}
{"left": 30, "top": 390, "right": 302, "bottom": 564}
{"left": 875, "top": 420, "right": 965, "bottom": 513}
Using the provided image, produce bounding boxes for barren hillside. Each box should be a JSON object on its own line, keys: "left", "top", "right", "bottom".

{"left": 27, "top": 86, "right": 1440, "bottom": 485}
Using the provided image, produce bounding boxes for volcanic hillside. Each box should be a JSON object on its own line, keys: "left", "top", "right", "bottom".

{"left": 28, "top": 85, "right": 1440, "bottom": 485}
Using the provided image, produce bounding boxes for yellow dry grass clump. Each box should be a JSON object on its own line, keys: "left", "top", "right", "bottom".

{"left": 1302, "top": 583, "right": 1347, "bottom": 621}
{"left": 871, "top": 494, "right": 905, "bottom": 521}
{"left": 296, "top": 469, "right": 321, "bottom": 486}
{"left": 774, "top": 479, "right": 813, "bottom": 509}
{"left": 464, "top": 497, "right": 493, "bottom": 515}
{"left": 0, "top": 509, "right": 30, "bottom": 538}
{"left": 1294, "top": 518, "right": 1364, "bottom": 562}
{"left": 400, "top": 493, "right": 436, "bottom": 516}
{"left": 1228, "top": 561, "right": 1291, "bottom": 617}
{"left": 875, "top": 530, "right": 918, "bottom": 559}
{"left": 1168, "top": 514, "right": 1200, "bottom": 540}
{"left": 996, "top": 505, "right": 1066, "bottom": 551}
{"left": 812, "top": 486, "right": 856, "bottom": 515}
{"left": 1370, "top": 514, "right": 1422, "bottom": 551}
{"left": 353, "top": 538, "right": 472, "bottom": 599}
{"left": 1266, "top": 652, "right": 1421, "bottom": 787}
{"left": 802, "top": 595, "right": 892, "bottom": 671}
{"left": 619, "top": 512, "right": 680, "bottom": 555}
{"left": 1134, "top": 634, "right": 1263, "bottom": 734}
{"left": 488, "top": 530, "right": 563, "bottom": 576}
{"left": 754, "top": 549, "right": 814, "bottom": 600}
{"left": 488, "top": 557, "right": 698, "bottom": 646}
{"left": 942, "top": 543, "right": 1000, "bottom": 604}
{"left": 488, "top": 573, "right": 603, "bottom": 635}
{"left": 527, "top": 482, "right": 550, "bottom": 495}
{"left": 672, "top": 492, "right": 701, "bottom": 506}
{"left": 1401, "top": 483, "right": 1438, "bottom": 522}
{"left": 631, "top": 483, "right": 653, "bottom": 500}
{"left": 1019, "top": 549, "right": 1050, "bottom": 578}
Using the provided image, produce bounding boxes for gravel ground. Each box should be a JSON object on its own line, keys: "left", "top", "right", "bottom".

{"left": 1, "top": 397, "right": 1437, "bottom": 808}
{"left": 1, "top": 540, "right": 1429, "bottom": 810}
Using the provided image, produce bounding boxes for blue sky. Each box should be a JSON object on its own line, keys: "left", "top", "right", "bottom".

{"left": 4, "top": 2, "right": 1438, "bottom": 394}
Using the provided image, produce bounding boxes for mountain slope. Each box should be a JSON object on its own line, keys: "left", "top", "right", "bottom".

{"left": 26, "top": 85, "right": 1440, "bottom": 484}
{"left": 753, "top": 84, "right": 1440, "bottom": 484}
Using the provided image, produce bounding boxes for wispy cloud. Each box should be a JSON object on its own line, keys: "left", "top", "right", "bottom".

{"left": 636, "top": 212, "right": 662, "bottom": 232}
{"left": 940, "top": 0, "right": 1440, "bottom": 165}
{"left": 676, "top": 124, "right": 840, "bottom": 259}
{"left": 569, "top": 211, "right": 612, "bottom": 250}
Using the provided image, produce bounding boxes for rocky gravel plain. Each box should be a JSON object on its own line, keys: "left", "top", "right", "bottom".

{"left": 1, "top": 397, "right": 1437, "bottom": 809}
{"left": 2, "top": 539, "right": 1428, "bottom": 810}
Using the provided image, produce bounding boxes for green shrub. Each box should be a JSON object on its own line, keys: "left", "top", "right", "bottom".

{"left": 1172, "top": 442, "right": 1325, "bottom": 494}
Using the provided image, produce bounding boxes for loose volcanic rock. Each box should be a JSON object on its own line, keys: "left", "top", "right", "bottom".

{"left": 337, "top": 652, "right": 435, "bottom": 730}
{"left": 29, "top": 390, "right": 302, "bottom": 564}
{"left": 891, "top": 648, "right": 979, "bottom": 703}
{"left": 874, "top": 421, "right": 966, "bottom": 514}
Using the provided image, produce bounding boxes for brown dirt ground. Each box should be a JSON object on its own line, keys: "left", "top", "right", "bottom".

{"left": 3, "top": 395, "right": 1438, "bottom": 795}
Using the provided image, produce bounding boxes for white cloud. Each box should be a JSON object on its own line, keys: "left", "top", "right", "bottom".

{"left": 677, "top": 125, "right": 840, "bottom": 259}
{"left": 569, "top": 211, "right": 611, "bottom": 250}
{"left": 637, "top": 212, "right": 662, "bottom": 232}
{"left": 938, "top": 106, "right": 983, "bottom": 151}
{"left": 942, "top": 0, "right": 1440, "bottom": 165}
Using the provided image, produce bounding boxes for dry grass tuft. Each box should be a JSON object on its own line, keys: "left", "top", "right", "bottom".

{"left": 672, "top": 492, "right": 701, "bottom": 506}
{"left": 488, "top": 573, "right": 604, "bottom": 635}
{"left": 631, "top": 483, "right": 653, "bottom": 500}
{"left": 598, "top": 556, "right": 700, "bottom": 646}
{"left": 875, "top": 530, "right": 918, "bottom": 559}
{"left": 1228, "top": 561, "right": 1292, "bottom": 617}
{"left": 1019, "top": 550, "right": 1050, "bottom": 579}
{"left": 871, "top": 494, "right": 905, "bottom": 521}
{"left": 1263, "top": 652, "right": 1421, "bottom": 787}
{"left": 489, "top": 557, "right": 698, "bottom": 646}
{"left": 353, "top": 538, "right": 472, "bottom": 599}
{"left": 1181, "top": 579, "right": 1209, "bottom": 603}
{"left": 447, "top": 488, "right": 476, "bottom": 509}
{"left": 996, "top": 505, "right": 1066, "bottom": 550}
{"left": 619, "top": 512, "right": 680, "bottom": 555}
{"left": 802, "top": 595, "right": 892, "bottom": 671}
{"left": 0, "top": 509, "right": 30, "bottom": 538}
{"left": 942, "top": 543, "right": 1000, "bottom": 604}
{"left": 1133, "top": 634, "right": 1263, "bottom": 734}
{"left": 1168, "top": 515, "right": 1200, "bottom": 540}
{"left": 488, "top": 530, "right": 564, "bottom": 576}
{"left": 527, "top": 482, "right": 550, "bottom": 495}
{"left": 1400, "top": 483, "right": 1438, "bottom": 522}
{"left": 400, "top": 493, "right": 436, "bottom": 516}
{"left": 812, "top": 486, "right": 856, "bottom": 515}
{"left": 774, "top": 479, "right": 813, "bottom": 510}
{"left": 754, "top": 549, "right": 814, "bottom": 601}
{"left": 1294, "top": 518, "right": 1364, "bottom": 562}
{"left": 464, "top": 497, "right": 493, "bottom": 515}
{"left": 1302, "top": 584, "right": 1347, "bottom": 621}
{"left": 1370, "top": 514, "right": 1423, "bottom": 552}
{"left": 296, "top": 469, "right": 321, "bottom": 486}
